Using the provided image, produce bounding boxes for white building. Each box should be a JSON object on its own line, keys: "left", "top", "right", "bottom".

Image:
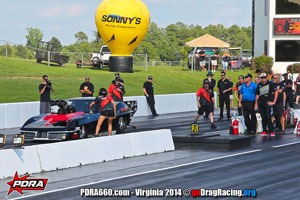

{"left": 254, "top": 0, "right": 300, "bottom": 73}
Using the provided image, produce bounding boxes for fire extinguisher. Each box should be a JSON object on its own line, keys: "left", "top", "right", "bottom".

{"left": 297, "top": 123, "right": 300, "bottom": 136}
{"left": 233, "top": 119, "right": 239, "bottom": 135}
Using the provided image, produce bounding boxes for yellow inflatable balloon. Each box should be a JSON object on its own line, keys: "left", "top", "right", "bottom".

{"left": 95, "top": 0, "right": 150, "bottom": 72}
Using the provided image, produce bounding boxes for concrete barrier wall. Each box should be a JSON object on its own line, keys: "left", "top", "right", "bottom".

{"left": 1, "top": 93, "right": 216, "bottom": 129}
{"left": 0, "top": 129, "right": 174, "bottom": 179}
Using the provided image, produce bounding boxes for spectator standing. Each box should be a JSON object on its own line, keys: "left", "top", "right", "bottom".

{"left": 194, "top": 80, "right": 217, "bottom": 129}
{"left": 211, "top": 49, "right": 218, "bottom": 72}
{"left": 254, "top": 76, "right": 261, "bottom": 85}
{"left": 79, "top": 77, "right": 94, "bottom": 97}
{"left": 268, "top": 74, "right": 285, "bottom": 134}
{"left": 222, "top": 51, "right": 230, "bottom": 71}
{"left": 227, "top": 76, "right": 234, "bottom": 109}
{"left": 295, "top": 74, "right": 300, "bottom": 105}
{"left": 39, "top": 75, "right": 54, "bottom": 114}
{"left": 282, "top": 73, "right": 294, "bottom": 109}
{"left": 143, "top": 76, "right": 159, "bottom": 117}
{"left": 255, "top": 73, "right": 275, "bottom": 136}
{"left": 198, "top": 48, "right": 206, "bottom": 71}
{"left": 234, "top": 75, "right": 245, "bottom": 116}
{"left": 112, "top": 72, "right": 124, "bottom": 85}
{"left": 238, "top": 74, "right": 257, "bottom": 135}
{"left": 108, "top": 77, "right": 125, "bottom": 102}
{"left": 217, "top": 71, "right": 232, "bottom": 121}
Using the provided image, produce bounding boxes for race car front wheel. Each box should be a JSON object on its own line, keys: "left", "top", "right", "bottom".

{"left": 116, "top": 116, "right": 127, "bottom": 134}
{"left": 79, "top": 125, "right": 88, "bottom": 138}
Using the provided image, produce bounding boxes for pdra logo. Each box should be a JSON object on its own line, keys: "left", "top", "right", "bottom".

{"left": 102, "top": 14, "right": 141, "bottom": 25}
{"left": 7, "top": 172, "right": 48, "bottom": 196}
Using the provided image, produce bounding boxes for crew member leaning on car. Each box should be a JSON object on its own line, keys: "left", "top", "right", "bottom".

{"left": 108, "top": 77, "right": 125, "bottom": 102}
{"left": 89, "top": 88, "right": 116, "bottom": 136}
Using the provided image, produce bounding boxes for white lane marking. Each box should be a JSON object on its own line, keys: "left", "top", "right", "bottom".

{"left": 272, "top": 141, "right": 300, "bottom": 148}
{"left": 13, "top": 149, "right": 262, "bottom": 200}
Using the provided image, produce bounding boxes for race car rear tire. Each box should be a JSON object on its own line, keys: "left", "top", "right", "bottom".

{"left": 116, "top": 116, "right": 127, "bottom": 134}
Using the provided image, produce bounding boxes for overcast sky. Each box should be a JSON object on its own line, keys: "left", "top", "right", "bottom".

{"left": 0, "top": 0, "right": 252, "bottom": 45}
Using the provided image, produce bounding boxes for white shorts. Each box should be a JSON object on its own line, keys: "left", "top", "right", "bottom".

{"left": 230, "top": 95, "right": 233, "bottom": 100}
{"left": 211, "top": 60, "right": 217, "bottom": 66}
{"left": 199, "top": 61, "right": 206, "bottom": 66}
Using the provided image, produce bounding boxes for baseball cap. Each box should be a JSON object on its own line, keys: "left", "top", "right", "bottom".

{"left": 42, "top": 75, "right": 48, "bottom": 79}
{"left": 260, "top": 73, "right": 267, "bottom": 78}
{"left": 115, "top": 72, "right": 120, "bottom": 76}
{"left": 207, "top": 72, "right": 213, "bottom": 77}
{"left": 203, "top": 80, "right": 209, "bottom": 85}
{"left": 245, "top": 73, "right": 253, "bottom": 78}
{"left": 283, "top": 73, "right": 288, "bottom": 76}
{"left": 148, "top": 76, "right": 152, "bottom": 80}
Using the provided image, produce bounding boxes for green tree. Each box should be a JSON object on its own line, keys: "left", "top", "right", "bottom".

{"left": 74, "top": 31, "right": 88, "bottom": 43}
{"left": 25, "top": 27, "right": 44, "bottom": 48}
{"left": 15, "top": 45, "right": 28, "bottom": 58}
{"left": 49, "top": 37, "right": 62, "bottom": 51}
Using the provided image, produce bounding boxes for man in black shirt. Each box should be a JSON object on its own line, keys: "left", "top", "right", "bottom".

{"left": 268, "top": 74, "right": 285, "bottom": 134}
{"left": 198, "top": 48, "right": 206, "bottom": 71}
{"left": 282, "top": 73, "right": 293, "bottom": 109}
{"left": 112, "top": 72, "right": 124, "bottom": 86}
{"left": 255, "top": 73, "right": 275, "bottom": 136}
{"left": 217, "top": 71, "right": 232, "bottom": 120}
{"left": 39, "top": 75, "right": 54, "bottom": 114}
{"left": 79, "top": 77, "right": 94, "bottom": 97}
{"left": 143, "top": 76, "right": 158, "bottom": 117}
{"left": 234, "top": 75, "right": 245, "bottom": 116}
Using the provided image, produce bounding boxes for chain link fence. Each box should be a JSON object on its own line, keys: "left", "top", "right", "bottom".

{"left": 0, "top": 40, "right": 189, "bottom": 69}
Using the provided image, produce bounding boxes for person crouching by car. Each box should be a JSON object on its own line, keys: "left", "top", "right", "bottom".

{"left": 194, "top": 80, "right": 217, "bottom": 129}
{"left": 108, "top": 77, "right": 125, "bottom": 102}
{"left": 89, "top": 88, "right": 116, "bottom": 136}
{"left": 39, "top": 75, "right": 54, "bottom": 114}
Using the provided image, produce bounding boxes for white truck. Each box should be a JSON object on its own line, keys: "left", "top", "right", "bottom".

{"left": 91, "top": 45, "right": 111, "bottom": 68}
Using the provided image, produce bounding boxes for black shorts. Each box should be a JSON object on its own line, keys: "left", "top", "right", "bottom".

{"left": 296, "top": 91, "right": 300, "bottom": 96}
{"left": 198, "top": 104, "right": 213, "bottom": 115}
{"left": 273, "top": 103, "right": 284, "bottom": 117}
{"left": 101, "top": 110, "right": 114, "bottom": 117}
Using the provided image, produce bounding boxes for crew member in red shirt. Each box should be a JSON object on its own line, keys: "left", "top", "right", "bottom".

{"left": 89, "top": 88, "right": 116, "bottom": 136}
{"left": 194, "top": 80, "right": 217, "bottom": 129}
{"left": 108, "top": 77, "right": 125, "bottom": 102}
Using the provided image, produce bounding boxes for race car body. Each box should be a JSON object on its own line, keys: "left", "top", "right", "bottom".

{"left": 20, "top": 97, "right": 137, "bottom": 141}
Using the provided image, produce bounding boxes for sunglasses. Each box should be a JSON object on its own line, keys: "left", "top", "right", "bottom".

{"left": 261, "top": 77, "right": 267, "bottom": 79}
{"left": 221, "top": 75, "right": 225, "bottom": 76}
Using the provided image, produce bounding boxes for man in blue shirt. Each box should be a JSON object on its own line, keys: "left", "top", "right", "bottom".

{"left": 238, "top": 74, "right": 257, "bottom": 135}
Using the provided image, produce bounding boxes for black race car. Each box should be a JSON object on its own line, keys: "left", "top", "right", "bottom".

{"left": 20, "top": 97, "right": 137, "bottom": 141}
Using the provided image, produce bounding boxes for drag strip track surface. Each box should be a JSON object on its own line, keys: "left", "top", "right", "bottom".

{"left": 2, "top": 112, "right": 300, "bottom": 199}
{"left": 1, "top": 111, "right": 231, "bottom": 148}
{"left": 11, "top": 144, "right": 300, "bottom": 200}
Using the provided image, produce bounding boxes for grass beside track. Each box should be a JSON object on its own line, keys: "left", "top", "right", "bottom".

{"left": 0, "top": 56, "right": 253, "bottom": 103}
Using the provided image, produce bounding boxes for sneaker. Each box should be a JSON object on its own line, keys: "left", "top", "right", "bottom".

{"left": 248, "top": 131, "right": 256, "bottom": 136}
{"left": 270, "top": 132, "right": 275, "bottom": 137}
{"left": 153, "top": 114, "right": 159, "bottom": 117}
{"left": 260, "top": 131, "right": 268, "bottom": 136}
{"left": 211, "top": 123, "right": 217, "bottom": 129}
{"left": 280, "top": 130, "right": 285, "bottom": 135}
{"left": 218, "top": 117, "right": 223, "bottom": 121}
